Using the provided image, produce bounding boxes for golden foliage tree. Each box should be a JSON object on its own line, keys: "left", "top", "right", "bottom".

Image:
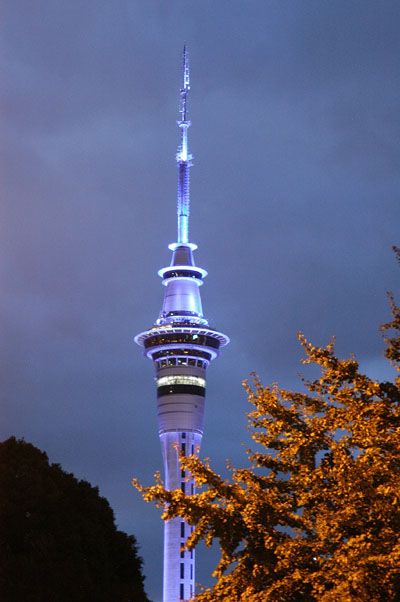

{"left": 134, "top": 262, "right": 400, "bottom": 601}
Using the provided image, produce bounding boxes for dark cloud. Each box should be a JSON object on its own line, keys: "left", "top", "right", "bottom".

{"left": 1, "top": 2, "right": 399, "bottom": 600}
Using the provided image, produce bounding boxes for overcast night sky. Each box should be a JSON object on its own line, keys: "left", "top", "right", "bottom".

{"left": 1, "top": 2, "right": 399, "bottom": 600}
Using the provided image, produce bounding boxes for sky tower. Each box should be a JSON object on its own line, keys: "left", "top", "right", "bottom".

{"left": 135, "top": 48, "right": 229, "bottom": 602}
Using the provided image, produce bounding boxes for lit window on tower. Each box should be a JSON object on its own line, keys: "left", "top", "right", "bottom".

{"left": 157, "top": 375, "right": 206, "bottom": 388}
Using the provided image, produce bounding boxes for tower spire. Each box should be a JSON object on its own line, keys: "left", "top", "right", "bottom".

{"left": 176, "top": 45, "right": 192, "bottom": 245}
{"left": 180, "top": 45, "right": 190, "bottom": 122}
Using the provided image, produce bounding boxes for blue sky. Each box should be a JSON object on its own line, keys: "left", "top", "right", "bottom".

{"left": 1, "top": 2, "right": 399, "bottom": 600}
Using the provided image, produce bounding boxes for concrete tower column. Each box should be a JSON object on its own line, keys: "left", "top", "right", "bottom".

{"left": 135, "top": 48, "right": 229, "bottom": 602}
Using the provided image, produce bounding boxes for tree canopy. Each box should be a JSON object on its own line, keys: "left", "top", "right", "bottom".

{"left": 0, "top": 437, "right": 150, "bottom": 602}
{"left": 134, "top": 262, "right": 400, "bottom": 601}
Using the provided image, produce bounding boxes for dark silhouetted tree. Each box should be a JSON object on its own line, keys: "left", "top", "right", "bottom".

{"left": 0, "top": 438, "right": 150, "bottom": 602}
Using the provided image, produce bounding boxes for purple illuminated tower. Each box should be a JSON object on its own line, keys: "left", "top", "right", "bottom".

{"left": 135, "top": 48, "right": 229, "bottom": 602}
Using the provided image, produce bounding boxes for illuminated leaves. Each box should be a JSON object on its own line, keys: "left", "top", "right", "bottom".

{"left": 133, "top": 292, "right": 400, "bottom": 601}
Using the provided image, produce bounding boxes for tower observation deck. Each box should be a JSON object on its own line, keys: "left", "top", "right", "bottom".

{"left": 135, "top": 48, "right": 229, "bottom": 602}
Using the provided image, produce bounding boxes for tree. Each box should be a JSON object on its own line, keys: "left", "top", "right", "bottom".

{"left": 0, "top": 438, "right": 150, "bottom": 602}
{"left": 134, "top": 261, "right": 400, "bottom": 601}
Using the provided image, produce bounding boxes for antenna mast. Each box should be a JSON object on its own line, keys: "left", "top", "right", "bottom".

{"left": 176, "top": 45, "right": 192, "bottom": 244}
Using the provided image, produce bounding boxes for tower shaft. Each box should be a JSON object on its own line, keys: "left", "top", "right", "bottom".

{"left": 135, "top": 49, "right": 228, "bottom": 602}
